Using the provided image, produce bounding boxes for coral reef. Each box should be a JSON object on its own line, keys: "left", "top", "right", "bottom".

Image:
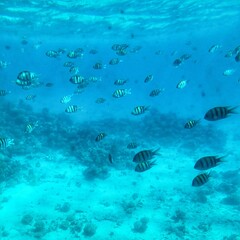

{"left": 82, "top": 222, "right": 97, "bottom": 237}
{"left": 132, "top": 217, "right": 149, "bottom": 233}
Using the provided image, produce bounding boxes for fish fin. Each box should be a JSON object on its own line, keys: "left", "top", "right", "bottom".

{"left": 153, "top": 147, "right": 161, "bottom": 156}
{"left": 228, "top": 106, "right": 239, "bottom": 114}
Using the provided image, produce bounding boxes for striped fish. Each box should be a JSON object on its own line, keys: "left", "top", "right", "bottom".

{"left": 25, "top": 121, "right": 38, "bottom": 134}
{"left": 133, "top": 148, "right": 160, "bottom": 163}
{"left": 135, "top": 160, "right": 156, "bottom": 172}
{"left": 194, "top": 156, "right": 225, "bottom": 170}
{"left": 69, "top": 75, "right": 85, "bottom": 84}
{"left": 95, "top": 133, "right": 106, "bottom": 142}
{"left": 192, "top": 172, "right": 211, "bottom": 187}
{"left": 184, "top": 119, "right": 200, "bottom": 129}
{"left": 60, "top": 94, "right": 73, "bottom": 104}
{"left": 144, "top": 74, "right": 153, "bottom": 83}
{"left": 131, "top": 106, "right": 150, "bottom": 115}
{"left": 17, "top": 71, "right": 37, "bottom": 81}
{"left": 0, "top": 138, "right": 14, "bottom": 149}
{"left": 149, "top": 88, "right": 164, "bottom": 97}
{"left": 109, "top": 58, "right": 122, "bottom": 65}
{"left": 16, "top": 79, "right": 32, "bottom": 86}
{"left": 112, "top": 89, "right": 131, "bottom": 98}
{"left": 127, "top": 142, "right": 138, "bottom": 149}
{"left": 26, "top": 94, "right": 36, "bottom": 101}
{"left": 114, "top": 79, "right": 127, "bottom": 85}
{"left": 204, "top": 106, "right": 238, "bottom": 121}
{"left": 65, "top": 105, "right": 82, "bottom": 113}
{"left": 0, "top": 90, "right": 11, "bottom": 96}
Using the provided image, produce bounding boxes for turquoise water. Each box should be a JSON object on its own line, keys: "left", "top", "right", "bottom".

{"left": 0, "top": 1, "right": 240, "bottom": 239}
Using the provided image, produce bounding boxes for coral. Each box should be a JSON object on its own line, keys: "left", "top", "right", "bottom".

{"left": 171, "top": 209, "right": 186, "bottom": 223}
{"left": 121, "top": 200, "right": 136, "bottom": 214}
{"left": 21, "top": 214, "right": 34, "bottom": 225}
{"left": 55, "top": 202, "right": 71, "bottom": 212}
{"left": 83, "top": 166, "right": 110, "bottom": 181}
{"left": 59, "top": 220, "right": 69, "bottom": 230}
{"left": 83, "top": 222, "right": 97, "bottom": 237}
{"left": 132, "top": 217, "right": 149, "bottom": 233}
{"left": 32, "top": 220, "right": 45, "bottom": 233}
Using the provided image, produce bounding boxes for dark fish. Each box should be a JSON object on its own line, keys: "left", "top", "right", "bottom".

{"left": 69, "top": 75, "right": 85, "bottom": 84}
{"left": 89, "top": 49, "right": 98, "bottom": 54}
{"left": 173, "top": 58, "right": 183, "bottom": 67}
{"left": 93, "top": 62, "right": 105, "bottom": 69}
{"left": 135, "top": 160, "right": 156, "bottom": 172}
{"left": 109, "top": 58, "right": 121, "bottom": 65}
{"left": 16, "top": 79, "right": 32, "bottom": 86}
{"left": 184, "top": 119, "right": 200, "bottom": 129}
{"left": 45, "top": 82, "right": 54, "bottom": 87}
{"left": 112, "top": 89, "right": 131, "bottom": 98}
{"left": 127, "top": 142, "right": 138, "bottom": 149}
{"left": 108, "top": 154, "right": 113, "bottom": 164}
{"left": 46, "top": 50, "right": 59, "bottom": 58}
{"left": 95, "top": 98, "right": 106, "bottom": 104}
{"left": 63, "top": 62, "right": 75, "bottom": 67}
{"left": 17, "top": 71, "right": 37, "bottom": 81}
{"left": 65, "top": 105, "right": 81, "bottom": 113}
{"left": 114, "top": 79, "right": 128, "bottom": 85}
{"left": 112, "top": 44, "right": 128, "bottom": 51}
{"left": 180, "top": 54, "right": 191, "bottom": 61}
{"left": 204, "top": 106, "right": 238, "bottom": 121}
{"left": 116, "top": 49, "right": 127, "bottom": 56}
{"left": 144, "top": 74, "right": 153, "bottom": 83}
{"left": 95, "top": 133, "right": 106, "bottom": 142}
{"left": 0, "top": 90, "right": 11, "bottom": 96}
{"left": 208, "top": 44, "right": 221, "bottom": 53}
{"left": 133, "top": 148, "right": 160, "bottom": 163}
{"left": 67, "top": 51, "right": 81, "bottom": 58}
{"left": 131, "top": 106, "right": 150, "bottom": 115}
{"left": 194, "top": 156, "right": 226, "bottom": 170}
{"left": 0, "top": 138, "right": 14, "bottom": 149}
{"left": 192, "top": 172, "right": 211, "bottom": 187}
{"left": 149, "top": 89, "right": 164, "bottom": 97}
{"left": 235, "top": 52, "right": 240, "bottom": 62}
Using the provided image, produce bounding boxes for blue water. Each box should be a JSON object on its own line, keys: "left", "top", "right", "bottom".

{"left": 0, "top": 1, "right": 240, "bottom": 239}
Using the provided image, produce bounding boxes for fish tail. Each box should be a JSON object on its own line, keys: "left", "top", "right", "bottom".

{"left": 153, "top": 147, "right": 161, "bottom": 156}
{"left": 126, "top": 88, "right": 131, "bottom": 95}
{"left": 228, "top": 106, "right": 239, "bottom": 114}
{"left": 150, "top": 160, "right": 157, "bottom": 167}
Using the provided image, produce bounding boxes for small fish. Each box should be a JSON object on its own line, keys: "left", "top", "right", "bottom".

{"left": 95, "top": 133, "right": 106, "bottom": 142}
{"left": 67, "top": 51, "right": 81, "bottom": 58}
{"left": 16, "top": 79, "right": 32, "bottom": 87}
{"left": 69, "top": 75, "right": 85, "bottom": 84}
{"left": 173, "top": 58, "right": 183, "bottom": 67}
{"left": 112, "top": 44, "right": 129, "bottom": 51}
{"left": 45, "top": 82, "right": 54, "bottom": 87}
{"left": 108, "top": 153, "right": 113, "bottom": 164}
{"left": 204, "top": 106, "right": 238, "bottom": 121}
{"left": 223, "top": 69, "right": 235, "bottom": 76}
{"left": 69, "top": 66, "right": 79, "bottom": 74}
{"left": 192, "top": 172, "right": 211, "bottom": 187}
{"left": 25, "top": 121, "right": 38, "bottom": 133}
{"left": 112, "top": 89, "right": 131, "bottom": 98}
{"left": 176, "top": 79, "right": 188, "bottom": 89}
{"left": 116, "top": 49, "right": 127, "bottom": 56}
{"left": 88, "top": 76, "right": 102, "bottom": 83}
{"left": 131, "top": 106, "right": 150, "bottom": 115}
{"left": 65, "top": 105, "right": 82, "bottom": 113}
{"left": 17, "top": 71, "right": 38, "bottom": 81}
{"left": 133, "top": 148, "right": 160, "bottom": 163}
{"left": 114, "top": 79, "right": 128, "bottom": 85}
{"left": 208, "top": 44, "right": 222, "bottom": 53}
{"left": 194, "top": 156, "right": 226, "bottom": 170}
{"left": 46, "top": 50, "right": 59, "bottom": 58}
{"left": 235, "top": 52, "right": 240, "bottom": 62}
{"left": 95, "top": 98, "right": 106, "bottom": 104}
{"left": 25, "top": 95, "right": 36, "bottom": 101}
{"left": 60, "top": 94, "right": 73, "bottom": 104}
{"left": 144, "top": 74, "right": 153, "bottom": 83}
{"left": 0, "top": 138, "right": 14, "bottom": 149}
{"left": 89, "top": 49, "right": 98, "bottom": 54}
{"left": 180, "top": 54, "right": 191, "bottom": 61}
{"left": 225, "top": 50, "right": 234, "bottom": 58}
{"left": 149, "top": 88, "right": 164, "bottom": 97}
{"left": 0, "top": 60, "right": 9, "bottom": 69}
{"left": 63, "top": 61, "right": 75, "bottom": 67}
{"left": 184, "top": 119, "right": 200, "bottom": 129}
{"left": 135, "top": 160, "right": 156, "bottom": 172}
{"left": 127, "top": 142, "right": 138, "bottom": 149}
{"left": 109, "top": 58, "right": 122, "bottom": 65}
{"left": 93, "top": 62, "right": 106, "bottom": 69}
{"left": 0, "top": 90, "right": 11, "bottom": 96}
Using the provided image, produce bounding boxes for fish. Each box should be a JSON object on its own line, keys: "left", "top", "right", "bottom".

{"left": 144, "top": 74, "right": 153, "bottom": 83}
{"left": 173, "top": 58, "right": 183, "bottom": 67}
{"left": 133, "top": 148, "right": 160, "bottom": 163}
{"left": 225, "top": 50, "right": 234, "bottom": 58}
{"left": 45, "top": 82, "right": 54, "bottom": 87}
{"left": 112, "top": 89, "right": 131, "bottom": 98}
{"left": 69, "top": 66, "right": 79, "bottom": 74}
{"left": 93, "top": 62, "right": 106, "bottom": 69}
{"left": 0, "top": 138, "right": 14, "bottom": 149}
{"left": 192, "top": 172, "right": 211, "bottom": 187}
{"left": 135, "top": 160, "right": 157, "bottom": 172}
{"left": 235, "top": 52, "right": 240, "bottom": 62}
{"left": 89, "top": 49, "right": 98, "bottom": 54}
{"left": 16, "top": 79, "right": 32, "bottom": 87}
{"left": 46, "top": 50, "right": 59, "bottom": 58}
{"left": 0, "top": 60, "right": 9, "bottom": 69}
{"left": 114, "top": 79, "right": 128, "bottom": 85}
{"left": 69, "top": 75, "right": 85, "bottom": 84}
{"left": 223, "top": 69, "right": 235, "bottom": 76}
{"left": 108, "top": 153, "right": 113, "bottom": 164}
{"left": 204, "top": 106, "right": 238, "bottom": 121}
{"left": 0, "top": 90, "right": 11, "bottom": 96}
{"left": 184, "top": 119, "right": 200, "bottom": 129}
{"left": 131, "top": 106, "right": 150, "bottom": 115}
{"left": 112, "top": 44, "right": 129, "bottom": 51}
{"left": 95, "top": 133, "right": 106, "bottom": 142}
{"left": 176, "top": 79, "right": 188, "bottom": 89}
{"left": 109, "top": 58, "right": 122, "bottom": 65}
{"left": 67, "top": 51, "right": 81, "bottom": 58}
{"left": 208, "top": 44, "right": 222, "bottom": 53}
{"left": 127, "top": 142, "right": 138, "bottom": 149}
{"left": 25, "top": 121, "right": 38, "bottom": 133}
{"left": 180, "top": 54, "right": 191, "bottom": 61}
{"left": 65, "top": 105, "right": 82, "bottom": 113}
{"left": 95, "top": 98, "right": 106, "bottom": 104}
{"left": 17, "top": 71, "right": 38, "bottom": 82}
{"left": 60, "top": 94, "right": 73, "bottom": 104}
{"left": 149, "top": 88, "right": 164, "bottom": 97}
{"left": 25, "top": 95, "right": 36, "bottom": 101}
{"left": 63, "top": 61, "right": 75, "bottom": 67}
{"left": 194, "top": 156, "right": 226, "bottom": 170}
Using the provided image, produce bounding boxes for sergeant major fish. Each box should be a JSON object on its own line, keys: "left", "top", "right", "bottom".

{"left": 176, "top": 79, "right": 188, "bottom": 89}
{"left": 135, "top": 160, "right": 157, "bottom": 172}
{"left": 0, "top": 138, "right": 14, "bottom": 149}
{"left": 95, "top": 133, "right": 107, "bottom": 142}
{"left": 192, "top": 172, "right": 211, "bottom": 187}
{"left": 133, "top": 148, "right": 160, "bottom": 163}
{"left": 25, "top": 121, "right": 38, "bottom": 133}
{"left": 149, "top": 88, "right": 164, "bottom": 97}
{"left": 144, "top": 74, "right": 153, "bottom": 83}
{"left": 60, "top": 94, "right": 73, "bottom": 104}
{"left": 194, "top": 155, "right": 226, "bottom": 170}
{"left": 131, "top": 106, "right": 150, "bottom": 115}
{"left": 65, "top": 105, "right": 82, "bottom": 113}
{"left": 184, "top": 119, "right": 200, "bottom": 129}
{"left": 204, "top": 106, "right": 238, "bottom": 121}
{"left": 112, "top": 89, "right": 131, "bottom": 98}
